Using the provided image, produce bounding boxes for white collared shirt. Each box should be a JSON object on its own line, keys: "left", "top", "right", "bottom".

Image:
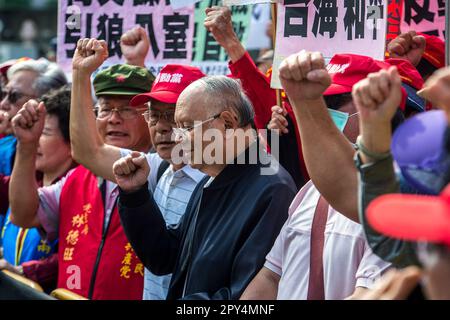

{"left": 264, "top": 181, "right": 391, "bottom": 300}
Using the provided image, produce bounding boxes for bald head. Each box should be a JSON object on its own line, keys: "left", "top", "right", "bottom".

{"left": 176, "top": 75, "right": 254, "bottom": 126}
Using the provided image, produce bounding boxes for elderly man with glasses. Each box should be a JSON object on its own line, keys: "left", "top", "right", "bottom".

{"left": 112, "top": 74, "right": 297, "bottom": 300}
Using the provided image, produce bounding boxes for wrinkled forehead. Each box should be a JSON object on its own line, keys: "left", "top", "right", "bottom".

{"left": 175, "top": 82, "right": 207, "bottom": 123}
{"left": 7, "top": 69, "right": 38, "bottom": 90}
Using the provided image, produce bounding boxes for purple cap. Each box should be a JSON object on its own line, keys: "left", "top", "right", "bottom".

{"left": 392, "top": 110, "right": 449, "bottom": 195}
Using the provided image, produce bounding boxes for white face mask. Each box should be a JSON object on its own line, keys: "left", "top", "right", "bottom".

{"left": 328, "top": 108, "right": 358, "bottom": 132}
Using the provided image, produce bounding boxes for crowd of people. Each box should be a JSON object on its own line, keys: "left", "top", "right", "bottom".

{"left": 1, "top": 6, "right": 450, "bottom": 300}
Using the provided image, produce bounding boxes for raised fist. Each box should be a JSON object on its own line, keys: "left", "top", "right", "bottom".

{"left": 279, "top": 50, "right": 331, "bottom": 103}
{"left": 418, "top": 66, "right": 450, "bottom": 120}
{"left": 11, "top": 100, "right": 46, "bottom": 145}
{"left": 72, "top": 38, "right": 109, "bottom": 75}
{"left": 352, "top": 66, "right": 402, "bottom": 125}
{"left": 388, "top": 31, "right": 426, "bottom": 67}
{"left": 113, "top": 151, "right": 150, "bottom": 193}
{"left": 120, "top": 26, "right": 150, "bottom": 67}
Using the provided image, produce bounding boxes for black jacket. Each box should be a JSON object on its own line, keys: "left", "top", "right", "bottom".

{"left": 118, "top": 144, "right": 296, "bottom": 300}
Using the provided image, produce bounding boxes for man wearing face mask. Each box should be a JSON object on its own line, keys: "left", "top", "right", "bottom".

{"left": 241, "top": 52, "right": 393, "bottom": 300}
{"left": 267, "top": 52, "right": 417, "bottom": 223}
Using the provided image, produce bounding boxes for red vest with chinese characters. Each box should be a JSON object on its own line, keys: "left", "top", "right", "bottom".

{"left": 58, "top": 166, "right": 144, "bottom": 300}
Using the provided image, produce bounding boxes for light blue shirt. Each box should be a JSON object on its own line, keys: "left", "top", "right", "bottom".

{"left": 120, "top": 150, "right": 205, "bottom": 300}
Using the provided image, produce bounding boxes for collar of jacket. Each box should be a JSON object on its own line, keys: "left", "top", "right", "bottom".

{"left": 205, "top": 141, "right": 267, "bottom": 190}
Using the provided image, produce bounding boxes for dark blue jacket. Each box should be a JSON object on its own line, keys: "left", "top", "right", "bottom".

{"left": 118, "top": 144, "right": 296, "bottom": 300}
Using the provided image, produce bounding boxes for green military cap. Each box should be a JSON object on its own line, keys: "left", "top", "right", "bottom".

{"left": 93, "top": 64, "right": 155, "bottom": 97}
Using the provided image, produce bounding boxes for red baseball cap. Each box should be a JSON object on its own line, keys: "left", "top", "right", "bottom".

{"left": 131, "top": 64, "right": 206, "bottom": 106}
{"left": 324, "top": 54, "right": 391, "bottom": 96}
{"left": 386, "top": 58, "right": 425, "bottom": 111}
{"left": 418, "top": 32, "right": 445, "bottom": 69}
{"left": 367, "top": 184, "right": 450, "bottom": 247}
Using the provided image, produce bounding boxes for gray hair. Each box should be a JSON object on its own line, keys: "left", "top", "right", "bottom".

{"left": 198, "top": 76, "right": 255, "bottom": 127}
{"left": 7, "top": 59, "right": 67, "bottom": 97}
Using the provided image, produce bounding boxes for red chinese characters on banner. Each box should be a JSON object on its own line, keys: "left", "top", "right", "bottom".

{"left": 387, "top": 0, "right": 404, "bottom": 41}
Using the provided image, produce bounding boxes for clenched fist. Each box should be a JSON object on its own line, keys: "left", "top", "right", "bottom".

{"left": 120, "top": 26, "right": 150, "bottom": 67}
{"left": 72, "top": 38, "right": 109, "bottom": 75}
{"left": 279, "top": 50, "right": 331, "bottom": 103}
{"left": 204, "top": 6, "right": 245, "bottom": 62}
{"left": 418, "top": 66, "right": 450, "bottom": 120}
{"left": 352, "top": 66, "right": 402, "bottom": 125}
{"left": 113, "top": 151, "right": 150, "bottom": 193}
{"left": 11, "top": 100, "right": 46, "bottom": 145}
{"left": 388, "top": 31, "right": 426, "bottom": 67}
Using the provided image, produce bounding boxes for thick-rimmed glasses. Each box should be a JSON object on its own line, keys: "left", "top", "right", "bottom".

{"left": 172, "top": 113, "right": 221, "bottom": 140}
{"left": 95, "top": 106, "right": 147, "bottom": 120}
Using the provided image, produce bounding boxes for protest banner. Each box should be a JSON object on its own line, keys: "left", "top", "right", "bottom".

{"left": 271, "top": 0, "right": 388, "bottom": 89}
{"left": 170, "top": 0, "right": 202, "bottom": 10}
{"left": 57, "top": 0, "right": 195, "bottom": 77}
{"left": 224, "top": 0, "right": 272, "bottom": 4}
{"left": 387, "top": 0, "right": 403, "bottom": 41}
{"left": 191, "top": 0, "right": 253, "bottom": 75}
{"left": 246, "top": 3, "right": 272, "bottom": 50}
{"left": 400, "top": 0, "right": 445, "bottom": 39}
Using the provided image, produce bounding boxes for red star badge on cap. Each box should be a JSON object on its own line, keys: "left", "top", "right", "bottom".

{"left": 116, "top": 75, "right": 126, "bottom": 83}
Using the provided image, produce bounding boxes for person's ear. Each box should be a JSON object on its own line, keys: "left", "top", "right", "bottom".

{"left": 220, "top": 110, "right": 239, "bottom": 129}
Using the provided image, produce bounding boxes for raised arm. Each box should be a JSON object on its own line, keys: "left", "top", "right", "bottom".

{"left": 70, "top": 38, "right": 121, "bottom": 182}
{"left": 9, "top": 100, "right": 45, "bottom": 228}
{"left": 205, "top": 6, "right": 277, "bottom": 130}
{"left": 279, "top": 51, "right": 359, "bottom": 221}
{"left": 353, "top": 67, "right": 419, "bottom": 267}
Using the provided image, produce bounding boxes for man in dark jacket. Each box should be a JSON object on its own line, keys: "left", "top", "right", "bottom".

{"left": 113, "top": 75, "right": 296, "bottom": 300}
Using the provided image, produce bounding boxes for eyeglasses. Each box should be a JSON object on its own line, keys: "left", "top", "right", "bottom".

{"left": 95, "top": 106, "right": 147, "bottom": 120}
{"left": 1, "top": 89, "right": 35, "bottom": 105}
{"left": 143, "top": 110, "right": 176, "bottom": 126}
{"left": 172, "top": 113, "right": 221, "bottom": 140}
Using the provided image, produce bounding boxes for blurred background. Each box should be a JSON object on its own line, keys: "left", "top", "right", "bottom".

{"left": 0, "top": 0, "right": 58, "bottom": 62}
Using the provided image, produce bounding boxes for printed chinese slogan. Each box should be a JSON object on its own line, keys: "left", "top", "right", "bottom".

{"left": 400, "top": 0, "right": 446, "bottom": 39}
{"left": 57, "top": 0, "right": 253, "bottom": 76}
{"left": 57, "top": 0, "right": 195, "bottom": 77}
{"left": 271, "top": 0, "right": 388, "bottom": 88}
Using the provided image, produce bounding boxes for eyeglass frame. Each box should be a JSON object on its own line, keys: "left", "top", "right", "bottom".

{"left": 172, "top": 113, "right": 222, "bottom": 140}
{"left": 94, "top": 105, "right": 147, "bottom": 120}
{"left": 142, "top": 109, "right": 177, "bottom": 126}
